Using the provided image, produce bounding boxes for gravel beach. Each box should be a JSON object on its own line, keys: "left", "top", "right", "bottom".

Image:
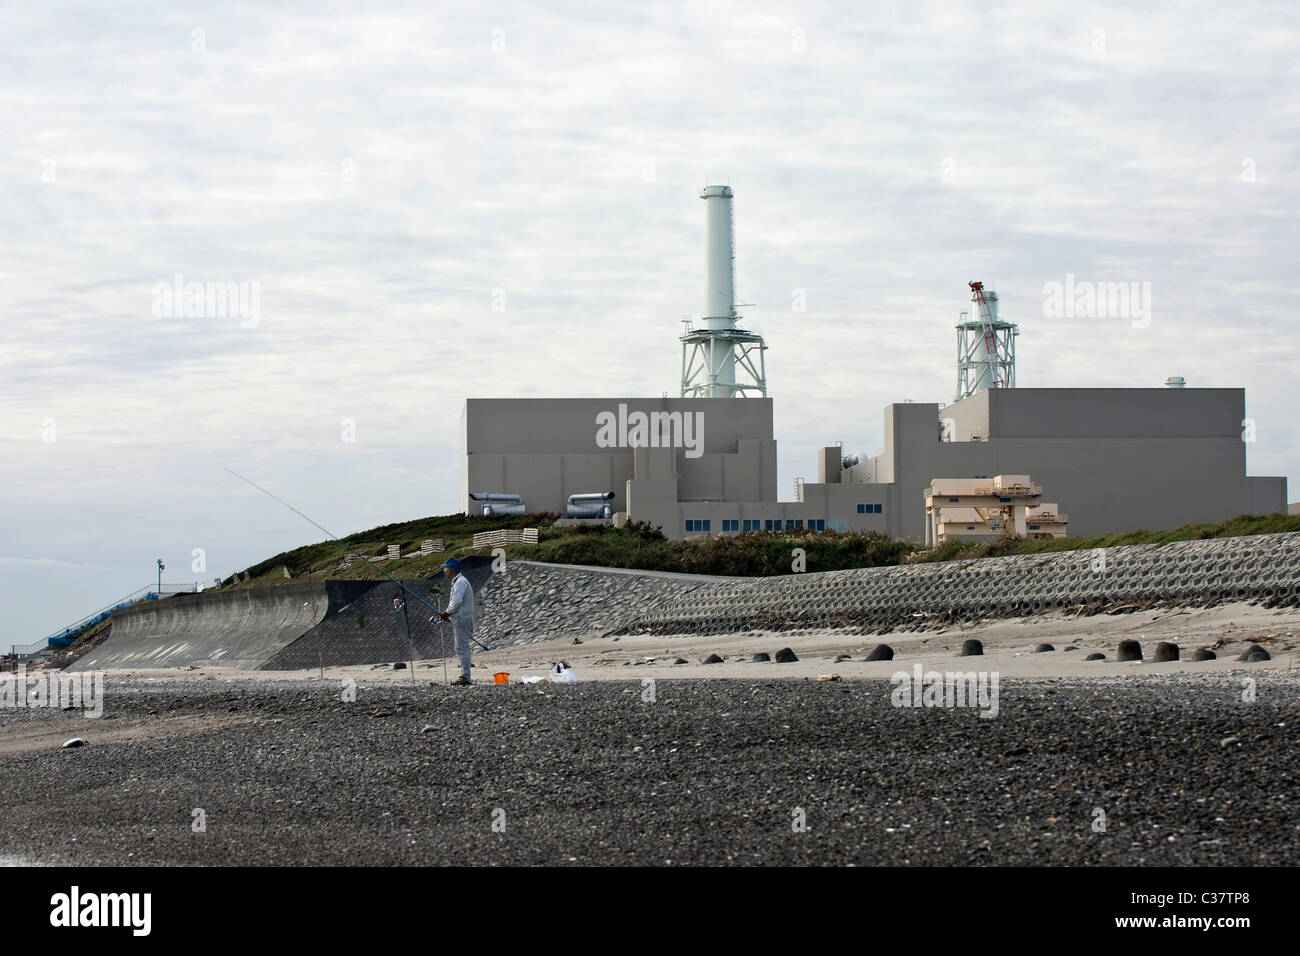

{"left": 2, "top": 671, "right": 1297, "bottom": 866}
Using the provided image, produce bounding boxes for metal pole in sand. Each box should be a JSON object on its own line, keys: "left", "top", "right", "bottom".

{"left": 394, "top": 592, "right": 417, "bottom": 686}
{"left": 430, "top": 589, "right": 449, "bottom": 686}
{"left": 403, "top": 592, "right": 416, "bottom": 686}
{"left": 307, "top": 602, "right": 324, "bottom": 679}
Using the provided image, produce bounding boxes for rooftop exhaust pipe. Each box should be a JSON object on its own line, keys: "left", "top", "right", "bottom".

{"left": 566, "top": 491, "right": 615, "bottom": 518}
{"left": 469, "top": 492, "right": 526, "bottom": 516}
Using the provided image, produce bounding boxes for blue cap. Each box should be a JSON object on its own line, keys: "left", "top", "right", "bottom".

{"left": 441, "top": 558, "right": 462, "bottom": 571}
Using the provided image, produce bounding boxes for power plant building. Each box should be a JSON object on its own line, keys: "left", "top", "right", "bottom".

{"left": 460, "top": 186, "right": 1287, "bottom": 541}
{"left": 461, "top": 387, "right": 1285, "bottom": 541}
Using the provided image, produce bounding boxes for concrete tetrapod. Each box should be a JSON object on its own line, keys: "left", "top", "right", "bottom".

{"left": 1152, "top": 641, "right": 1180, "bottom": 662}
{"left": 1116, "top": 640, "right": 1143, "bottom": 662}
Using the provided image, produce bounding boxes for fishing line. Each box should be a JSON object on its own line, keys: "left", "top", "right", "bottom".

{"left": 224, "top": 467, "right": 488, "bottom": 652}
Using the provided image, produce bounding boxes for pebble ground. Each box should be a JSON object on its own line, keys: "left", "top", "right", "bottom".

{"left": 2, "top": 672, "right": 1296, "bottom": 865}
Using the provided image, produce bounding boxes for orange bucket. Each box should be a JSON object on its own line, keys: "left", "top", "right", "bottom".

{"left": 493, "top": 672, "right": 509, "bottom": 685}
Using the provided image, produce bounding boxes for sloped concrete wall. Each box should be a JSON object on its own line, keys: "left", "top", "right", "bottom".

{"left": 71, "top": 581, "right": 373, "bottom": 671}
{"left": 261, "top": 579, "right": 450, "bottom": 670}
{"left": 614, "top": 532, "right": 1300, "bottom": 636}
{"left": 469, "top": 561, "right": 721, "bottom": 648}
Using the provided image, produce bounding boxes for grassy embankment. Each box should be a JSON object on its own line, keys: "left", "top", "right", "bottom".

{"left": 223, "top": 510, "right": 1300, "bottom": 585}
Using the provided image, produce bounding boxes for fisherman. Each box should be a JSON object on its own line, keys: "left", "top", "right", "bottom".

{"left": 439, "top": 558, "right": 476, "bottom": 685}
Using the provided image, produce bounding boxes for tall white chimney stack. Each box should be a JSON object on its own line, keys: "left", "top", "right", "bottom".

{"left": 701, "top": 184, "right": 736, "bottom": 330}
{"left": 680, "top": 184, "right": 767, "bottom": 399}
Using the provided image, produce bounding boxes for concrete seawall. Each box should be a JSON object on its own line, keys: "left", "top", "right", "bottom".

{"left": 70, "top": 557, "right": 731, "bottom": 670}
{"left": 261, "top": 578, "right": 459, "bottom": 670}
{"left": 71, "top": 533, "right": 1300, "bottom": 669}
{"left": 71, "top": 581, "right": 372, "bottom": 671}
{"left": 75, "top": 576, "right": 489, "bottom": 672}
{"left": 470, "top": 561, "right": 728, "bottom": 647}
{"left": 613, "top": 531, "right": 1300, "bottom": 636}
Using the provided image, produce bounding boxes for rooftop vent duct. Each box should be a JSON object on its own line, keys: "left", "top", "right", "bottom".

{"left": 469, "top": 492, "right": 526, "bottom": 516}
{"left": 566, "top": 492, "right": 615, "bottom": 518}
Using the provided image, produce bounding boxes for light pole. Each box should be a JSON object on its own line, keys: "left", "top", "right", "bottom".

{"left": 156, "top": 558, "right": 164, "bottom": 597}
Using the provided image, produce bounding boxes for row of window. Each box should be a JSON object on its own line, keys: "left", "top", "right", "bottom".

{"left": 689, "top": 518, "right": 852, "bottom": 533}
{"left": 857, "top": 503, "right": 884, "bottom": 514}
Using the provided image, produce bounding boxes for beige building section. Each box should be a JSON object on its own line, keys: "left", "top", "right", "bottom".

{"left": 924, "top": 475, "right": 1069, "bottom": 544}
{"left": 461, "top": 388, "right": 1287, "bottom": 542}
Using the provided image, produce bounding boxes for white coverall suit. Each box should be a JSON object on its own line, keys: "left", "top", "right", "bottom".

{"left": 445, "top": 572, "right": 476, "bottom": 680}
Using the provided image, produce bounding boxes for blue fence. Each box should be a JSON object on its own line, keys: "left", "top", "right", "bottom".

{"left": 26, "top": 586, "right": 154, "bottom": 655}
{"left": 9, "top": 582, "right": 207, "bottom": 658}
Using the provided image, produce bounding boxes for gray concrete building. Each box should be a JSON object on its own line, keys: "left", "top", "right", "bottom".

{"left": 461, "top": 388, "right": 1286, "bottom": 542}
{"left": 460, "top": 397, "right": 777, "bottom": 518}
{"left": 842, "top": 387, "right": 1284, "bottom": 540}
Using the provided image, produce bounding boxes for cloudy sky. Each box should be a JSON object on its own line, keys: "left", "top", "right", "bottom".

{"left": 2, "top": 0, "right": 1296, "bottom": 644}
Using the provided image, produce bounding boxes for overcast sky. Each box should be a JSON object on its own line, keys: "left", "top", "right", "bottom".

{"left": 2, "top": 0, "right": 1296, "bottom": 645}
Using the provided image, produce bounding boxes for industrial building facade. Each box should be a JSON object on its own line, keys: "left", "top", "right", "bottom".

{"left": 462, "top": 187, "right": 1285, "bottom": 542}
{"left": 460, "top": 387, "right": 1287, "bottom": 542}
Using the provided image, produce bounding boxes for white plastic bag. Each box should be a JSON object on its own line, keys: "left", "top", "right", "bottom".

{"left": 548, "top": 663, "right": 578, "bottom": 684}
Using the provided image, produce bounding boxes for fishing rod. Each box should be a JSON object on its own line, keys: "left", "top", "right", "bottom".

{"left": 224, "top": 468, "right": 489, "bottom": 651}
